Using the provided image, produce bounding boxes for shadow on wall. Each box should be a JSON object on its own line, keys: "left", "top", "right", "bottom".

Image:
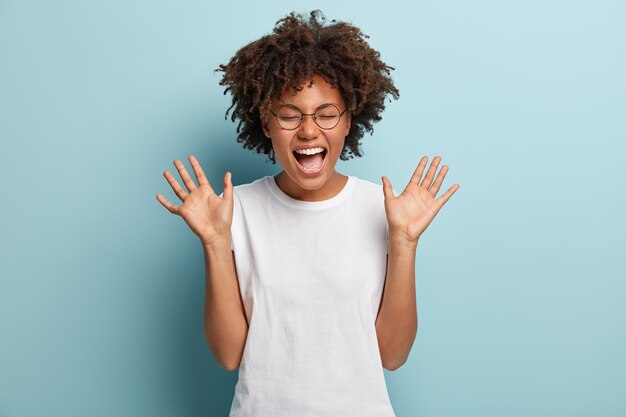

{"left": 154, "top": 124, "right": 274, "bottom": 416}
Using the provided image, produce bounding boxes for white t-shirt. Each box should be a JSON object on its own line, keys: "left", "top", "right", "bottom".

{"left": 225, "top": 174, "right": 397, "bottom": 417}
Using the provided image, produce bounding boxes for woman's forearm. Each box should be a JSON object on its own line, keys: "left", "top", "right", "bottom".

{"left": 374, "top": 236, "right": 418, "bottom": 371}
{"left": 203, "top": 236, "right": 248, "bottom": 371}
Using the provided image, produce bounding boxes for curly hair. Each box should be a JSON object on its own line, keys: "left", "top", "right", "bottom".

{"left": 215, "top": 10, "right": 399, "bottom": 164}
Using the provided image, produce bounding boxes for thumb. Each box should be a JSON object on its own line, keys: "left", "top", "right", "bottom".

{"left": 222, "top": 171, "right": 234, "bottom": 202}
{"left": 381, "top": 176, "right": 394, "bottom": 202}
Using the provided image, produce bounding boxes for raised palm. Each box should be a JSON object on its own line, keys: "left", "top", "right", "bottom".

{"left": 382, "top": 155, "right": 459, "bottom": 244}
{"left": 156, "top": 155, "right": 233, "bottom": 246}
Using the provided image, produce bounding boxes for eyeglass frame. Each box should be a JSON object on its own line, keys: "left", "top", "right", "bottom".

{"left": 269, "top": 103, "right": 348, "bottom": 131}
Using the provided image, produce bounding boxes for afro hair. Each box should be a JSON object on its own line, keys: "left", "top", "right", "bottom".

{"left": 216, "top": 9, "right": 400, "bottom": 164}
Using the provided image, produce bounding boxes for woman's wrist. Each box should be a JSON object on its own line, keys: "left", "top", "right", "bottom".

{"left": 201, "top": 233, "right": 232, "bottom": 250}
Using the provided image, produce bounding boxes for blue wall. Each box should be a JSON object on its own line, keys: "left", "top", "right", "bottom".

{"left": 1, "top": 1, "right": 624, "bottom": 416}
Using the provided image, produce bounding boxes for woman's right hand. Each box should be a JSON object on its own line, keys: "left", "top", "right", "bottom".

{"left": 156, "top": 155, "right": 233, "bottom": 247}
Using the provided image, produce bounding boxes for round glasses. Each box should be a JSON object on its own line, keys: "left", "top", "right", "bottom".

{"left": 270, "top": 103, "right": 347, "bottom": 130}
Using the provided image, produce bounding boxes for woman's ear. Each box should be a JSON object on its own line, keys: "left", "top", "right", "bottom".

{"left": 344, "top": 111, "right": 352, "bottom": 136}
{"left": 261, "top": 114, "right": 271, "bottom": 138}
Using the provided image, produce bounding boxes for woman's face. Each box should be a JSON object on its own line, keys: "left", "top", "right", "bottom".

{"left": 262, "top": 74, "right": 351, "bottom": 200}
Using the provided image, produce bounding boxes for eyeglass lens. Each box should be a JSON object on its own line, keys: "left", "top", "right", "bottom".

{"left": 276, "top": 104, "right": 341, "bottom": 130}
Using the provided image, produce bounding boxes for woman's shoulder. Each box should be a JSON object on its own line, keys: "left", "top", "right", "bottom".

{"left": 350, "top": 175, "right": 400, "bottom": 200}
{"left": 232, "top": 175, "right": 269, "bottom": 193}
{"left": 351, "top": 175, "right": 381, "bottom": 190}
{"left": 350, "top": 175, "right": 384, "bottom": 196}
{"left": 218, "top": 175, "right": 269, "bottom": 200}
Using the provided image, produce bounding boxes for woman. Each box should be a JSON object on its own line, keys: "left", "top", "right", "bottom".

{"left": 156, "top": 10, "right": 459, "bottom": 416}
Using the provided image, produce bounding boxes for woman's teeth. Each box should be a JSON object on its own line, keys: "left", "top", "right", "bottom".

{"left": 294, "top": 147, "right": 325, "bottom": 155}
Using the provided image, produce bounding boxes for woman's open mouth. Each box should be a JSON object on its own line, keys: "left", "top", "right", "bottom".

{"left": 293, "top": 148, "right": 327, "bottom": 176}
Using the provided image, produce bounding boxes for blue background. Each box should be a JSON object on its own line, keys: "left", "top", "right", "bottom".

{"left": 1, "top": 0, "right": 624, "bottom": 416}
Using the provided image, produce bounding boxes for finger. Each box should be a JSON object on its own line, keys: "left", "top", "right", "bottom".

{"left": 419, "top": 155, "right": 441, "bottom": 189}
{"left": 188, "top": 154, "right": 212, "bottom": 188}
{"left": 407, "top": 156, "right": 429, "bottom": 189}
{"left": 429, "top": 165, "right": 449, "bottom": 196}
{"left": 173, "top": 159, "right": 198, "bottom": 193}
{"left": 222, "top": 171, "right": 234, "bottom": 202}
{"left": 163, "top": 170, "right": 189, "bottom": 201}
{"left": 434, "top": 183, "right": 460, "bottom": 209}
{"left": 381, "top": 175, "right": 395, "bottom": 202}
{"left": 155, "top": 193, "right": 180, "bottom": 215}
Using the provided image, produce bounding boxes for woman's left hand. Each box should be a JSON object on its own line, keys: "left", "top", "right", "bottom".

{"left": 382, "top": 155, "right": 460, "bottom": 246}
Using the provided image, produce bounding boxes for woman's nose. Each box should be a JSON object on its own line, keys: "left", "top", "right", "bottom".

{"left": 298, "top": 114, "right": 319, "bottom": 138}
